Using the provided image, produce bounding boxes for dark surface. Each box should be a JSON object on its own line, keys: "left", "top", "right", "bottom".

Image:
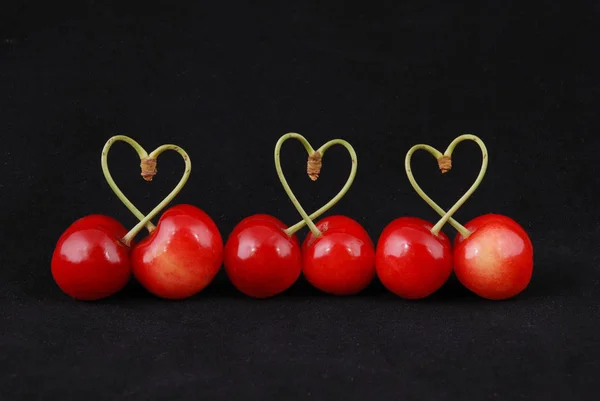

{"left": 2, "top": 1, "right": 599, "bottom": 400}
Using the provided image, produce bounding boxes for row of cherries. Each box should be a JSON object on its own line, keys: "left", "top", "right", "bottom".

{"left": 51, "top": 134, "right": 534, "bottom": 302}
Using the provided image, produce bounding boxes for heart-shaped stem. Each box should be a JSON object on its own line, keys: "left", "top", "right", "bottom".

{"left": 101, "top": 135, "right": 157, "bottom": 232}
{"left": 274, "top": 133, "right": 357, "bottom": 237}
{"left": 120, "top": 143, "right": 192, "bottom": 246}
{"left": 405, "top": 134, "right": 488, "bottom": 237}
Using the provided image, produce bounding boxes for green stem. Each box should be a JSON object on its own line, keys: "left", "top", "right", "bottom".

{"left": 274, "top": 133, "right": 358, "bottom": 237}
{"left": 405, "top": 144, "right": 469, "bottom": 236}
{"left": 431, "top": 134, "right": 488, "bottom": 236}
{"left": 121, "top": 144, "right": 192, "bottom": 246}
{"left": 101, "top": 135, "right": 156, "bottom": 232}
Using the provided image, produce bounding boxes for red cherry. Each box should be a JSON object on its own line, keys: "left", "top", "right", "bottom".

{"left": 229, "top": 214, "right": 300, "bottom": 247}
{"left": 51, "top": 215, "right": 131, "bottom": 301}
{"left": 65, "top": 214, "right": 128, "bottom": 238}
{"left": 375, "top": 217, "right": 453, "bottom": 299}
{"left": 453, "top": 214, "right": 533, "bottom": 300}
{"left": 234, "top": 214, "right": 287, "bottom": 229}
{"left": 224, "top": 214, "right": 301, "bottom": 298}
{"left": 302, "top": 215, "right": 375, "bottom": 295}
{"left": 454, "top": 214, "right": 532, "bottom": 247}
{"left": 131, "top": 204, "right": 223, "bottom": 300}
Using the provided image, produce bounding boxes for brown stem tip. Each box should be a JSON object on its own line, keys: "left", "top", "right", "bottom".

{"left": 438, "top": 155, "right": 452, "bottom": 174}
{"left": 140, "top": 158, "right": 157, "bottom": 181}
{"left": 307, "top": 151, "right": 322, "bottom": 181}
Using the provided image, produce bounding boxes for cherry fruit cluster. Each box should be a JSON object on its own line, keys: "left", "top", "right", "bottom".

{"left": 51, "top": 134, "right": 533, "bottom": 301}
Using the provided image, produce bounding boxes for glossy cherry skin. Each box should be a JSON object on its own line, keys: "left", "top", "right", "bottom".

{"left": 375, "top": 217, "right": 453, "bottom": 299}
{"left": 131, "top": 204, "right": 223, "bottom": 300}
{"left": 66, "top": 214, "right": 128, "bottom": 238}
{"left": 302, "top": 215, "right": 375, "bottom": 295}
{"left": 229, "top": 214, "right": 300, "bottom": 247}
{"left": 224, "top": 214, "right": 301, "bottom": 298}
{"left": 51, "top": 215, "right": 131, "bottom": 301}
{"left": 453, "top": 214, "right": 533, "bottom": 300}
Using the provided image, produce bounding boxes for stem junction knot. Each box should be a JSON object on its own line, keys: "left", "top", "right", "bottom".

{"left": 438, "top": 155, "right": 452, "bottom": 173}
{"left": 141, "top": 158, "right": 157, "bottom": 181}
{"left": 307, "top": 152, "right": 322, "bottom": 181}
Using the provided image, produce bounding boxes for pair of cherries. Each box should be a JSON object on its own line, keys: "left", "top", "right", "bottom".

{"left": 51, "top": 137, "right": 223, "bottom": 300}
{"left": 376, "top": 135, "right": 533, "bottom": 300}
{"left": 224, "top": 134, "right": 375, "bottom": 298}
{"left": 376, "top": 214, "right": 533, "bottom": 300}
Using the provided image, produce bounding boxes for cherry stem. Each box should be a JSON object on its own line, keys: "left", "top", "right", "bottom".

{"left": 274, "top": 133, "right": 358, "bottom": 237}
{"left": 405, "top": 134, "right": 488, "bottom": 237}
{"left": 101, "top": 135, "right": 157, "bottom": 232}
{"left": 100, "top": 137, "right": 192, "bottom": 247}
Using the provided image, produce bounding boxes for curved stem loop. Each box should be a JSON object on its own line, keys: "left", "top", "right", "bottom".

{"left": 405, "top": 134, "right": 488, "bottom": 237}
{"left": 101, "top": 135, "right": 156, "bottom": 232}
{"left": 274, "top": 133, "right": 357, "bottom": 237}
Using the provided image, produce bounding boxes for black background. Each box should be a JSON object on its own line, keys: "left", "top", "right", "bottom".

{"left": 2, "top": 1, "right": 599, "bottom": 400}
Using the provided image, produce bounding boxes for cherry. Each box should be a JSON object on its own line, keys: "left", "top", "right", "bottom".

{"left": 302, "top": 215, "right": 375, "bottom": 295}
{"left": 453, "top": 214, "right": 533, "bottom": 300}
{"left": 66, "top": 214, "right": 128, "bottom": 237}
{"left": 224, "top": 214, "right": 301, "bottom": 298}
{"left": 454, "top": 214, "right": 532, "bottom": 247}
{"left": 131, "top": 204, "right": 223, "bottom": 300}
{"left": 230, "top": 214, "right": 299, "bottom": 247}
{"left": 51, "top": 215, "right": 131, "bottom": 301}
{"left": 375, "top": 217, "right": 452, "bottom": 299}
